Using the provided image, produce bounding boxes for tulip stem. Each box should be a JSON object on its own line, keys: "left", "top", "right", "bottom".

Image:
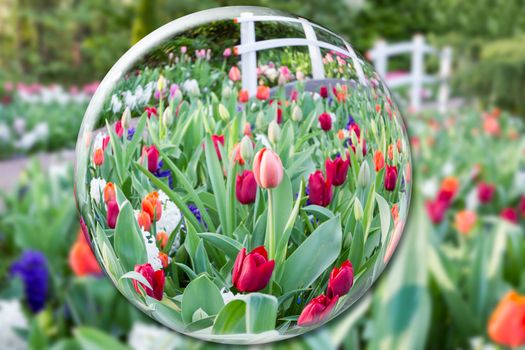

{"left": 267, "top": 189, "right": 275, "bottom": 261}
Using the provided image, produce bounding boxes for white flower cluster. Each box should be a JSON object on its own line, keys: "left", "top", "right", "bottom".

{"left": 128, "top": 323, "right": 183, "bottom": 350}
{"left": 157, "top": 190, "right": 182, "bottom": 235}
{"left": 182, "top": 79, "right": 200, "bottom": 97}
{"left": 110, "top": 82, "right": 154, "bottom": 113}
{"left": 89, "top": 177, "right": 107, "bottom": 205}
{"left": 18, "top": 86, "right": 91, "bottom": 105}
{"left": 92, "top": 132, "right": 108, "bottom": 150}
{"left": 141, "top": 228, "right": 163, "bottom": 271}
{"left": 13, "top": 122, "right": 49, "bottom": 150}
{"left": 0, "top": 300, "right": 28, "bottom": 350}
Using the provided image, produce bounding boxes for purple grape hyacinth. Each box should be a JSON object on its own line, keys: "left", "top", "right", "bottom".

{"left": 10, "top": 250, "right": 49, "bottom": 313}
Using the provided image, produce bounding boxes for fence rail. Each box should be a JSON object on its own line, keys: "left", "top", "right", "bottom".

{"left": 368, "top": 34, "right": 452, "bottom": 113}
{"left": 234, "top": 12, "right": 366, "bottom": 96}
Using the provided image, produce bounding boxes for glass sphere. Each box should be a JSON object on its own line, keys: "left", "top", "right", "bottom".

{"left": 74, "top": 6, "right": 412, "bottom": 344}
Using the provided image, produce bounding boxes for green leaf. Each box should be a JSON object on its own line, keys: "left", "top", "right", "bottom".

{"left": 114, "top": 201, "right": 147, "bottom": 272}
{"left": 204, "top": 136, "right": 230, "bottom": 235}
{"left": 198, "top": 232, "right": 243, "bottom": 259}
{"left": 181, "top": 274, "right": 224, "bottom": 324}
{"left": 280, "top": 215, "right": 342, "bottom": 292}
{"left": 74, "top": 327, "right": 131, "bottom": 350}
{"left": 375, "top": 193, "right": 392, "bottom": 244}
{"left": 212, "top": 300, "right": 247, "bottom": 334}
{"left": 302, "top": 205, "right": 335, "bottom": 221}
{"left": 119, "top": 271, "right": 152, "bottom": 290}
{"left": 245, "top": 293, "right": 278, "bottom": 333}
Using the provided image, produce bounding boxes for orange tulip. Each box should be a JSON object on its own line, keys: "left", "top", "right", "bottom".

{"left": 158, "top": 252, "right": 169, "bottom": 269}
{"left": 103, "top": 182, "right": 116, "bottom": 204}
{"left": 256, "top": 85, "right": 270, "bottom": 101}
{"left": 93, "top": 147, "right": 104, "bottom": 166}
{"left": 484, "top": 116, "right": 500, "bottom": 136}
{"left": 440, "top": 176, "right": 459, "bottom": 197}
{"left": 137, "top": 211, "right": 151, "bottom": 231}
{"left": 374, "top": 150, "right": 385, "bottom": 172}
{"left": 238, "top": 89, "right": 249, "bottom": 103}
{"left": 454, "top": 210, "right": 477, "bottom": 235}
{"left": 156, "top": 231, "right": 168, "bottom": 249}
{"left": 488, "top": 291, "right": 525, "bottom": 347}
{"left": 388, "top": 144, "right": 394, "bottom": 160}
{"left": 142, "top": 191, "right": 162, "bottom": 222}
{"left": 69, "top": 231, "right": 102, "bottom": 277}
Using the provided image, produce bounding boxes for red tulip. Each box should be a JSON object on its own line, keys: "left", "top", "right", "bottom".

{"left": 211, "top": 134, "right": 225, "bottom": 161}
{"left": 236, "top": 170, "right": 257, "bottom": 205}
{"left": 437, "top": 177, "right": 459, "bottom": 204}
{"left": 142, "top": 191, "right": 162, "bottom": 222}
{"left": 327, "top": 260, "right": 354, "bottom": 298}
{"left": 425, "top": 199, "right": 449, "bottom": 224}
{"left": 319, "top": 112, "right": 332, "bottom": 131}
{"left": 319, "top": 86, "right": 328, "bottom": 99}
{"left": 252, "top": 148, "right": 284, "bottom": 189}
{"left": 297, "top": 294, "right": 339, "bottom": 327}
{"left": 232, "top": 246, "right": 275, "bottom": 292}
{"left": 308, "top": 170, "right": 333, "bottom": 207}
{"left": 256, "top": 85, "right": 270, "bottom": 101}
{"left": 145, "top": 107, "right": 157, "bottom": 118}
{"left": 488, "top": 290, "right": 525, "bottom": 347}
{"left": 102, "top": 135, "right": 110, "bottom": 150}
{"left": 133, "top": 263, "right": 165, "bottom": 301}
{"left": 143, "top": 145, "right": 159, "bottom": 172}
{"left": 384, "top": 165, "right": 398, "bottom": 191}
{"left": 325, "top": 156, "right": 349, "bottom": 186}
{"left": 93, "top": 147, "right": 104, "bottom": 166}
{"left": 290, "top": 89, "right": 298, "bottom": 102}
{"left": 229, "top": 66, "right": 241, "bottom": 82}
{"left": 477, "top": 182, "right": 495, "bottom": 203}
{"left": 501, "top": 208, "right": 518, "bottom": 224}
{"left": 348, "top": 123, "right": 360, "bottom": 138}
{"left": 115, "top": 120, "right": 124, "bottom": 137}
{"left": 238, "top": 89, "right": 249, "bottom": 103}
{"left": 107, "top": 200, "right": 119, "bottom": 229}
{"left": 276, "top": 108, "right": 283, "bottom": 124}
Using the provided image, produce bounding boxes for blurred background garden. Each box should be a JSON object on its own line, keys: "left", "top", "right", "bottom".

{"left": 1, "top": 0, "right": 525, "bottom": 349}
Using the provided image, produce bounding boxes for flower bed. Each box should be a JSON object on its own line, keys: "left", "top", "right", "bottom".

{"left": 77, "top": 41, "right": 411, "bottom": 341}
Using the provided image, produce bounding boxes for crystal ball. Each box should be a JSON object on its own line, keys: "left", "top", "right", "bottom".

{"left": 74, "top": 6, "right": 412, "bottom": 344}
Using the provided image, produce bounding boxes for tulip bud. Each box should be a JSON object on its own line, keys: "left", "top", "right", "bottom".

{"left": 157, "top": 75, "right": 166, "bottom": 93}
{"left": 252, "top": 148, "right": 284, "bottom": 189}
{"left": 236, "top": 170, "right": 258, "bottom": 205}
{"left": 103, "top": 182, "right": 116, "bottom": 204}
{"left": 354, "top": 198, "right": 363, "bottom": 220}
{"left": 156, "top": 231, "right": 168, "bottom": 249}
{"left": 142, "top": 191, "right": 162, "bottom": 222}
{"left": 172, "top": 88, "right": 183, "bottom": 102}
{"left": 370, "top": 119, "right": 378, "bottom": 139}
{"left": 319, "top": 112, "right": 332, "bottom": 132}
{"left": 357, "top": 161, "right": 370, "bottom": 188}
{"left": 350, "top": 129, "right": 359, "bottom": 149}
{"left": 256, "top": 111, "right": 265, "bottom": 129}
{"left": 384, "top": 165, "right": 398, "bottom": 191}
{"left": 488, "top": 290, "right": 525, "bottom": 347}
{"left": 240, "top": 135, "right": 253, "bottom": 161}
{"left": 107, "top": 200, "right": 119, "bottom": 229}
{"left": 292, "top": 105, "right": 303, "bottom": 122}
{"left": 232, "top": 246, "right": 275, "bottom": 292}
{"left": 308, "top": 170, "right": 333, "bottom": 207}
{"left": 222, "top": 85, "right": 232, "bottom": 99}
{"left": 143, "top": 145, "right": 159, "bottom": 173}
{"left": 325, "top": 156, "right": 350, "bottom": 187}
{"left": 268, "top": 120, "right": 281, "bottom": 144}
{"left": 93, "top": 147, "right": 104, "bottom": 166}
{"left": 218, "top": 103, "right": 229, "bottom": 121}
{"left": 121, "top": 107, "right": 131, "bottom": 129}
{"left": 162, "top": 107, "right": 173, "bottom": 127}
{"left": 137, "top": 211, "right": 151, "bottom": 231}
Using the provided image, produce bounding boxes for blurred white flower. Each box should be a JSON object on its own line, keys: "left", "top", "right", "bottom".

{"left": 14, "top": 123, "right": 48, "bottom": 150}
{"left": 0, "top": 300, "right": 28, "bottom": 350}
{"left": 421, "top": 178, "right": 438, "bottom": 198}
{"left": 514, "top": 170, "right": 525, "bottom": 192}
{"left": 0, "top": 122, "right": 10, "bottom": 142}
{"left": 111, "top": 94, "right": 123, "bottom": 113}
{"left": 93, "top": 132, "right": 108, "bottom": 150}
{"left": 128, "top": 323, "right": 182, "bottom": 350}
{"left": 89, "top": 177, "right": 107, "bottom": 205}
{"left": 183, "top": 79, "right": 200, "bottom": 97}
{"left": 442, "top": 162, "right": 454, "bottom": 176}
{"left": 465, "top": 189, "right": 479, "bottom": 211}
{"left": 13, "top": 117, "right": 26, "bottom": 135}
{"left": 265, "top": 67, "right": 278, "bottom": 82}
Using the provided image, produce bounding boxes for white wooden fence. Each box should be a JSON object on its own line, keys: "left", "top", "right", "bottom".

{"left": 233, "top": 12, "right": 367, "bottom": 96}
{"left": 368, "top": 34, "right": 452, "bottom": 113}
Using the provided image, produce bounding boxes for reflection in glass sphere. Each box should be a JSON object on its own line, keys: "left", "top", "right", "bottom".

{"left": 74, "top": 6, "right": 412, "bottom": 344}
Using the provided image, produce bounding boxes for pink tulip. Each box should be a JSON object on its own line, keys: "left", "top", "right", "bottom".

{"left": 252, "top": 148, "right": 284, "bottom": 189}
{"left": 229, "top": 66, "right": 241, "bottom": 82}
{"left": 133, "top": 263, "right": 165, "bottom": 301}
{"left": 106, "top": 200, "right": 119, "bottom": 229}
{"left": 297, "top": 294, "right": 339, "bottom": 327}
{"left": 236, "top": 170, "right": 258, "bottom": 204}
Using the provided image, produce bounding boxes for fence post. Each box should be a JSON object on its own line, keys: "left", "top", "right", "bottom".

{"left": 239, "top": 12, "right": 257, "bottom": 97}
{"left": 299, "top": 18, "right": 325, "bottom": 80}
{"left": 410, "top": 34, "right": 425, "bottom": 112}
{"left": 438, "top": 46, "right": 452, "bottom": 114}
{"left": 371, "top": 39, "right": 388, "bottom": 79}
